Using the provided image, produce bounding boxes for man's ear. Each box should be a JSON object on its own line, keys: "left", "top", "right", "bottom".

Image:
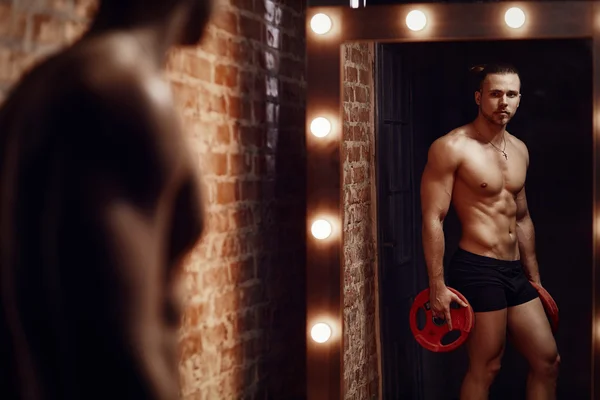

{"left": 474, "top": 90, "right": 481, "bottom": 106}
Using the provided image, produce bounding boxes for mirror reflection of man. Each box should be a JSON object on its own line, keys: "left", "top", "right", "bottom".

{"left": 0, "top": 1, "right": 214, "bottom": 399}
{"left": 420, "top": 63, "right": 560, "bottom": 399}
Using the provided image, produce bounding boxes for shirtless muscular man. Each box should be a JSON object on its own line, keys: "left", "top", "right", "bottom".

{"left": 420, "top": 63, "right": 560, "bottom": 399}
{"left": 0, "top": 1, "right": 214, "bottom": 399}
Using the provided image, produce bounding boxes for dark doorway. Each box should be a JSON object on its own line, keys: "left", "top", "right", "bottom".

{"left": 376, "top": 39, "right": 593, "bottom": 399}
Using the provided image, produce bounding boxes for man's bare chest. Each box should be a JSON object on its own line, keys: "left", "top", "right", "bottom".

{"left": 457, "top": 151, "right": 527, "bottom": 196}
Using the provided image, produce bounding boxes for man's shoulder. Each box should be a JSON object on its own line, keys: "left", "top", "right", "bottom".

{"left": 425, "top": 128, "right": 472, "bottom": 170}
{"left": 72, "top": 39, "right": 170, "bottom": 113}
{"left": 429, "top": 127, "right": 471, "bottom": 155}
{"left": 13, "top": 35, "right": 167, "bottom": 119}
{"left": 507, "top": 132, "right": 528, "bottom": 152}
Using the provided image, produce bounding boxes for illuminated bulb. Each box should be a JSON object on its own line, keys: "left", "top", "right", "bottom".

{"left": 311, "top": 322, "right": 332, "bottom": 343}
{"left": 349, "top": 0, "right": 367, "bottom": 8}
{"left": 505, "top": 7, "right": 526, "bottom": 29}
{"left": 310, "top": 13, "right": 332, "bottom": 35}
{"left": 406, "top": 10, "right": 427, "bottom": 32}
{"left": 310, "top": 117, "right": 331, "bottom": 138}
{"left": 595, "top": 318, "right": 600, "bottom": 342}
{"left": 311, "top": 219, "right": 332, "bottom": 240}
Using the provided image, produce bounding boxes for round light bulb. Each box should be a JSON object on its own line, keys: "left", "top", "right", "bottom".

{"left": 310, "top": 117, "right": 332, "bottom": 138}
{"left": 406, "top": 10, "right": 427, "bottom": 32}
{"left": 310, "top": 13, "right": 332, "bottom": 35}
{"left": 311, "top": 219, "right": 332, "bottom": 240}
{"left": 311, "top": 322, "right": 332, "bottom": 343}
{"left": 505, "top": 7, "right": 526, "bottom": 29}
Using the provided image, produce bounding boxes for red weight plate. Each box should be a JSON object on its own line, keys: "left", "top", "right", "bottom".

{"left": 530, "top": 282, "right": 559, "bottom": 334}
{"left": 409, "top": 287, "right": 474, "bottom": 353}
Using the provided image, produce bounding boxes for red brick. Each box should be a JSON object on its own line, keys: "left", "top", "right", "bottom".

{"left": 342, "top": 43, "right": 379, "bottom": 400}
{"left": 208, "top": 92, "right": 227, "bottom": 115}
{"left": 202, "top": 152, "right": 227, "bottom": 176}
{"left": 216, "top": 181, "right": 238, "bottom": 204}
{"left": 229, "top": 206, "right": 253, "bottom": 229}
{"left": 179, "top": 331, "right": 204, "bottom": 361}
{"left": 213, "top": 290, "right": 238, "bottom": 317}
{"left": 221, "top": 234, "right": 244, "bottom": 258}
{"left": 170, "top": 81, "right": 201, "bottom": 115}
{"left": 215, "top": 63, "right": 238, "bottom": 88}
{"left": 181, "top": 52, "right": 213, "bottom": 82}
{"left": 359, "top": 68, "right": 371, "bottom": 85}
{"left": 45, "top": 0, "right": 71, "bottom": 13}
{"left": 204, "top": 322, "right": 229, "bottom": 345}
{"left": 355, "top": 86, "right": 369, "bottom": 103}
{"left": 198, "top": 29, "right": 228, "bottom": 57}
{"left": 240, "top": 15, "right": 262, "bottom": 40}
{"left": 226, "top": 94, "right": 242, "bottom": 119}
{"left": 0, "top": 4, "right": 27, "bottom": 39}
{"left": 347, "top": 146, "right": 361, "bottom": 163}
{"left": 212, "top": 9, "right": 239, "bottom": 35}
{"left": 240, "top": 180, "right": 259, "bottom": 201}
{"left": 345, "top": 66, "right": 358, "bottom": 83}
{"left": 182, "top": 302, "right": 209, "bottom": 330}
{"left": 32, "top": 13, "right": 67, "bottom": 44}
{"left": 240, "top": 97, "right": 253, "bottom": 121}
{"left": 229, "top": 153, "right": 251, "bottom": 175}
{"left": 215, "top": 124, "right": 231, "bottom": 144}
{"left": 206, "top": 209, "right": 230, "bottom": 233}
{"left": 220, "top": 343, "right": 243, "bottom": 373}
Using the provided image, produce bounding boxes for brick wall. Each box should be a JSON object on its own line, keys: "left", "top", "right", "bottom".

{"left": 342, "top": 42, "right": 380, "bottom": 399}
{"left": 0, "top": 0, "right": 307, "bottom": 398}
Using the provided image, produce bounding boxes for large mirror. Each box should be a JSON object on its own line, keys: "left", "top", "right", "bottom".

{"left": 370, "top": 38, "right": 591, "bottom": 399}
{"left": 305, "top": 2, "right": 599, "bottom": 400}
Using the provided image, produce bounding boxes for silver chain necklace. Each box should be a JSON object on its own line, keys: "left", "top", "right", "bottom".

{"left": 477, "top": 130, "right": 508, "bottom": 160}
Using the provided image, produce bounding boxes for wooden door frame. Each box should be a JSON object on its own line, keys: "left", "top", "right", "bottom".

{"left": 305, "top": 2, "right": 600, "bottom": 399}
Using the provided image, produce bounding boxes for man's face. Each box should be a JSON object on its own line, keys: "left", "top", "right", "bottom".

{"left": 475, "top": 73, "right": 521, "bottom": 127}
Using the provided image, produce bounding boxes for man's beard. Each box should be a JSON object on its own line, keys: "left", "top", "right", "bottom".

{"left": 480, "top": 106, "right": 511, "bottom": 126}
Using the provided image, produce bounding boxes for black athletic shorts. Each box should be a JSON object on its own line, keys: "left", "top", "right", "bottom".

{"left": 447, "top": 248, "right": 539, "bottom": 313}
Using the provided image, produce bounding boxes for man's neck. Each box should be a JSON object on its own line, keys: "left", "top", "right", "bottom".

{"left": 472, "top": 116, "right": 506, "bottom": 145}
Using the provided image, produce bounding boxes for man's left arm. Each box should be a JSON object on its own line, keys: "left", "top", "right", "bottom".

{"left": 515, "top": 185, "right": 541, "bottom": 285}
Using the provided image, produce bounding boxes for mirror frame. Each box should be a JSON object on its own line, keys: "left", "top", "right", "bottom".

{"left": 305, "top": 1, "right": 600, "bottom": 399}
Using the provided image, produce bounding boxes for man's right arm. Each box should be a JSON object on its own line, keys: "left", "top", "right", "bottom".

{"left": 420, "top": 136, "right": 460, "bottom": 290}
